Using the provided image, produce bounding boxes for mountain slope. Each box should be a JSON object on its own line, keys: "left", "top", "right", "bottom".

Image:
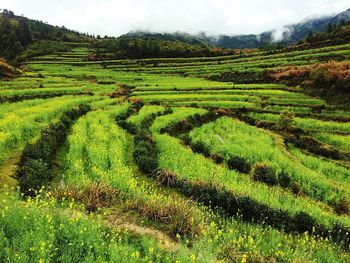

{"left": 286, "top": 8, "right": 350, "bottom": 43}
{"left": 204, "top": 8, "right": 350, "bottom": 48}
{"left": 0, "top": 9, "right": 93, "bottom": 61}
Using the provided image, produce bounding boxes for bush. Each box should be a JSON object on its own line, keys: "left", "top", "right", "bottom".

{"left": 191, "top": 142, "right": 210, "bottom": 157}
{"left": 293, "top": 212, "right": 316, "bottom": 233}
{"left": 164, "top": 107, "right": 173, "bottom": 115}
{"left": 134, "top": 141, "right": 158, "bottom": 173}
{"left": 16, "top": 159, "right": 50, "bottom": 194}
{"left": 277, "top": 110, "right": 295, "bottom": 131}
{"left": 251, "top": 163, "right": 277, "bottom": 185}
{"left": 179, "top": 134, "right": 191, "bottom": 146}
{"left": 211, "top": 154, "right": 224, "bottom": 164}
{"left": 115, "top": 107, "right": 134, "bottom": 121}
{"left": 295, "top": 136, "right": 345, "bottom": 161}
{"left": 291, "top": 182, "right": 303, "bottom": 195}
{"left": 117, "top": 120, "right": 138, "bottom": 134}
{"left": 332, "top": 198, "right": 350, "bottom": 216}
{"left": 227, "top": 156, "right": 250, "bottom": 173}
{"left": 133, "top": 131, "right": 158, "bottom": 174}
{"left": 278, "top": 172, "right": 292, "bottom": 188}
{"left": 161, "top": 111, "right": 222, "bottom": 136}
{"left": 140, "top": 113, "right": 158, "bottom": 130}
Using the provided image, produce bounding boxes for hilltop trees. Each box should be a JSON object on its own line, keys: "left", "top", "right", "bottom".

{"left": 92, "top": 37, "right": 236, "bottom": 60}
{"left": 0, "top": 10, "right": 92, "bottom": 62}
{"left": 0, "top": 10, "right": 33, "bottom": 60}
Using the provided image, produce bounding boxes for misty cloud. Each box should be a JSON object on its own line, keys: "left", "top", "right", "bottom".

{"left": 1, "top": 0, "right": 349, "bottom": 37}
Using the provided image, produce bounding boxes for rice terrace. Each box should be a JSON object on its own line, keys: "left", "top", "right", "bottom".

{"left": 0, "top": 1, "right": 350, "bottom": 262}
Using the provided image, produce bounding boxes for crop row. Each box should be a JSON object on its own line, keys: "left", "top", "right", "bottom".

{"left": 0, "top": 95, "right": 98, "bottom": 166}
{"left": 64, "top": 104, "right": 204, "bottom": 236}
{"left": 188, "top": 117, "right": 349, "bottom": 207}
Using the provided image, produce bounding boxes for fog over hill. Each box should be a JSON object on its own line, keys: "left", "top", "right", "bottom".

{"left": 127, "top": 8, "right": 350, "bottom": 49}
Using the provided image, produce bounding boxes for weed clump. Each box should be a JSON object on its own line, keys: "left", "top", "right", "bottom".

{"left": 156, "top": 169, "right": 177, "bottom": 187}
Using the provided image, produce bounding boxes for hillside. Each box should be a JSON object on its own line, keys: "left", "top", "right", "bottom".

{"left": 283, "top": 8, "right": 350, "bottom": 43}
{"left": 203, "top": 8, "right": 350, "bottom": 48}
{"left": 115, "top": 8, "right": 350, "bottom": 50}
{"left": 0, "top": 9, "right": 93, "bottom": 62}
{"left": 0, "top": 8, "right": 350, "bottom": 263}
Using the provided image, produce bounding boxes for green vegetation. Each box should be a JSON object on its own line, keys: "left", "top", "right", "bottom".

{"left": 93, "top": 36, "right": 237, "bottom": 60}
{"left": 0, "top": 12, "right": 349, "bottom": 262}
{"left": 0, "top": 10, "right": 92, "bottom": 62}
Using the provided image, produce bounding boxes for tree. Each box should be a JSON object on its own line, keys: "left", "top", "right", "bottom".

{"left": 3, "top": 9, "right": 15, "bottom": 17}
{"left": 17, "top": 19, "right": 32, "bottom": 46}
{"left": 277, "top": 110, "right": 295, "bottom": 131}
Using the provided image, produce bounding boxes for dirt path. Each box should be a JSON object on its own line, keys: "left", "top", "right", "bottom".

{"left": 105, "top": 207, "right": 178, "bottom": 251}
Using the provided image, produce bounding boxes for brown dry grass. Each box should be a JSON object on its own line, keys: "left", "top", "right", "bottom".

{"left": 0, "top": 57, "right": 16, "bottom": 78}
{"left": 54, "top": 183, "right": 122, "bottom": 213}
{"left": 268, "top": 61, "right": 350, "bottom": 91}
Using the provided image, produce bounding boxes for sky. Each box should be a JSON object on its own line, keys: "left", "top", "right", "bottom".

{"left": 1, "top": 0, "right": 349, "bottom": 37}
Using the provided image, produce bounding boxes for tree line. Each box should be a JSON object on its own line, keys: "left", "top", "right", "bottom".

{"left": 92, "top": 37, "right": 237, "bottom": 60}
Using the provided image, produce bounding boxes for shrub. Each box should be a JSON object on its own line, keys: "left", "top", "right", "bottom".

{"left": 115, "top": 107, "right": 134, "bottom": 121}
{"left": 278, "top": 172, "right": 292, "bottom": 188}
{"left": 251, "top": 163, "right": 278, "bottom": 185}
{"left": 134, "top": 140, "right": 158, "bottom": 173}
{"left": 332, "top": 198, "right": 350, "bottom": 216}
{"left": 16, "top": 159, "right": 50, "bottom": 194}
{"left": 16, "top": 105, "right": 90, "bottom": 196}
{"left": 293, "top": 212, "right": 316, "bottom": 233}
{"left": 161, "top": 111, "right": 222, "bottom": 136}
{"left": 140, "top": 113, "right": 158, "bottom": 129}
{"left": 117, "top": 120, "right": 138, "bottom": 134}
{"left": 277, "top": 110, "right": 295, "bottom": 131}
{"left": 130, "top": 98, "right": 144, "bottom": 110}
{"left": 55, "top": 183, "right": 121, "bottom": 213}
{"left": 133, "top": 131, "right": 158, "bottom": 174}
{"left": 268, "top": 61, "right": 350, "bottom": 91}
{"left": 227, "top": 156, "right": 250, "bottom": 173}
{"left": 291, "top": 182, "right": 303, "bottom": 195}
{"left": 164, "top": 107, "right": 173, "bottom": 115}
{"left": 294, "top": 136, "right": 344, "bottom": 160}
{"left": 191, "top": 142, "right": 210, "bottom": 157}
{"left": 0, "top": 57, "right": 16, "bottom": 78}
{"left": 211, "top": 154, "right": 224, "bottom": 164}
{"left": 179, "top": 134, "right": 191, "bottom": 146}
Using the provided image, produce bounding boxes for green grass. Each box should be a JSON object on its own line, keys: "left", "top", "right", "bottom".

{"left": 314, "top": 133, "right": 350, "bottom": 152}
{"left": 189, "top": 117, "right": 349, "bottom": 204}
{"left": 0, "top": 95, "right": 98, "bottom": 165}
{"left": 155, "top": 133, "right": 350, "bottom": 229}
{"left": 248, "top": 113, "right": 350, "bottom": 133}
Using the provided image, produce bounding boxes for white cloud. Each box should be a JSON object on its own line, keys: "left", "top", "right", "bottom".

{"left": 1, "top": 0, "right": 349, "bottom": 36}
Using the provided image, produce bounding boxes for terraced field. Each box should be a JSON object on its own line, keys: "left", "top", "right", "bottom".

{"left": 0, "top": 43, "right": 349, "bottom": 262}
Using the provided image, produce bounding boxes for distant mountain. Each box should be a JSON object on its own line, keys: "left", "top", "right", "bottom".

{"left": 125, "top": 8, "right": 350, "bottom": 50}
{"left": 284, "top": 8, "right": 350, "bottom": 43}
{"left": 201, "top": 8, "right": 350, "bottom": 48}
